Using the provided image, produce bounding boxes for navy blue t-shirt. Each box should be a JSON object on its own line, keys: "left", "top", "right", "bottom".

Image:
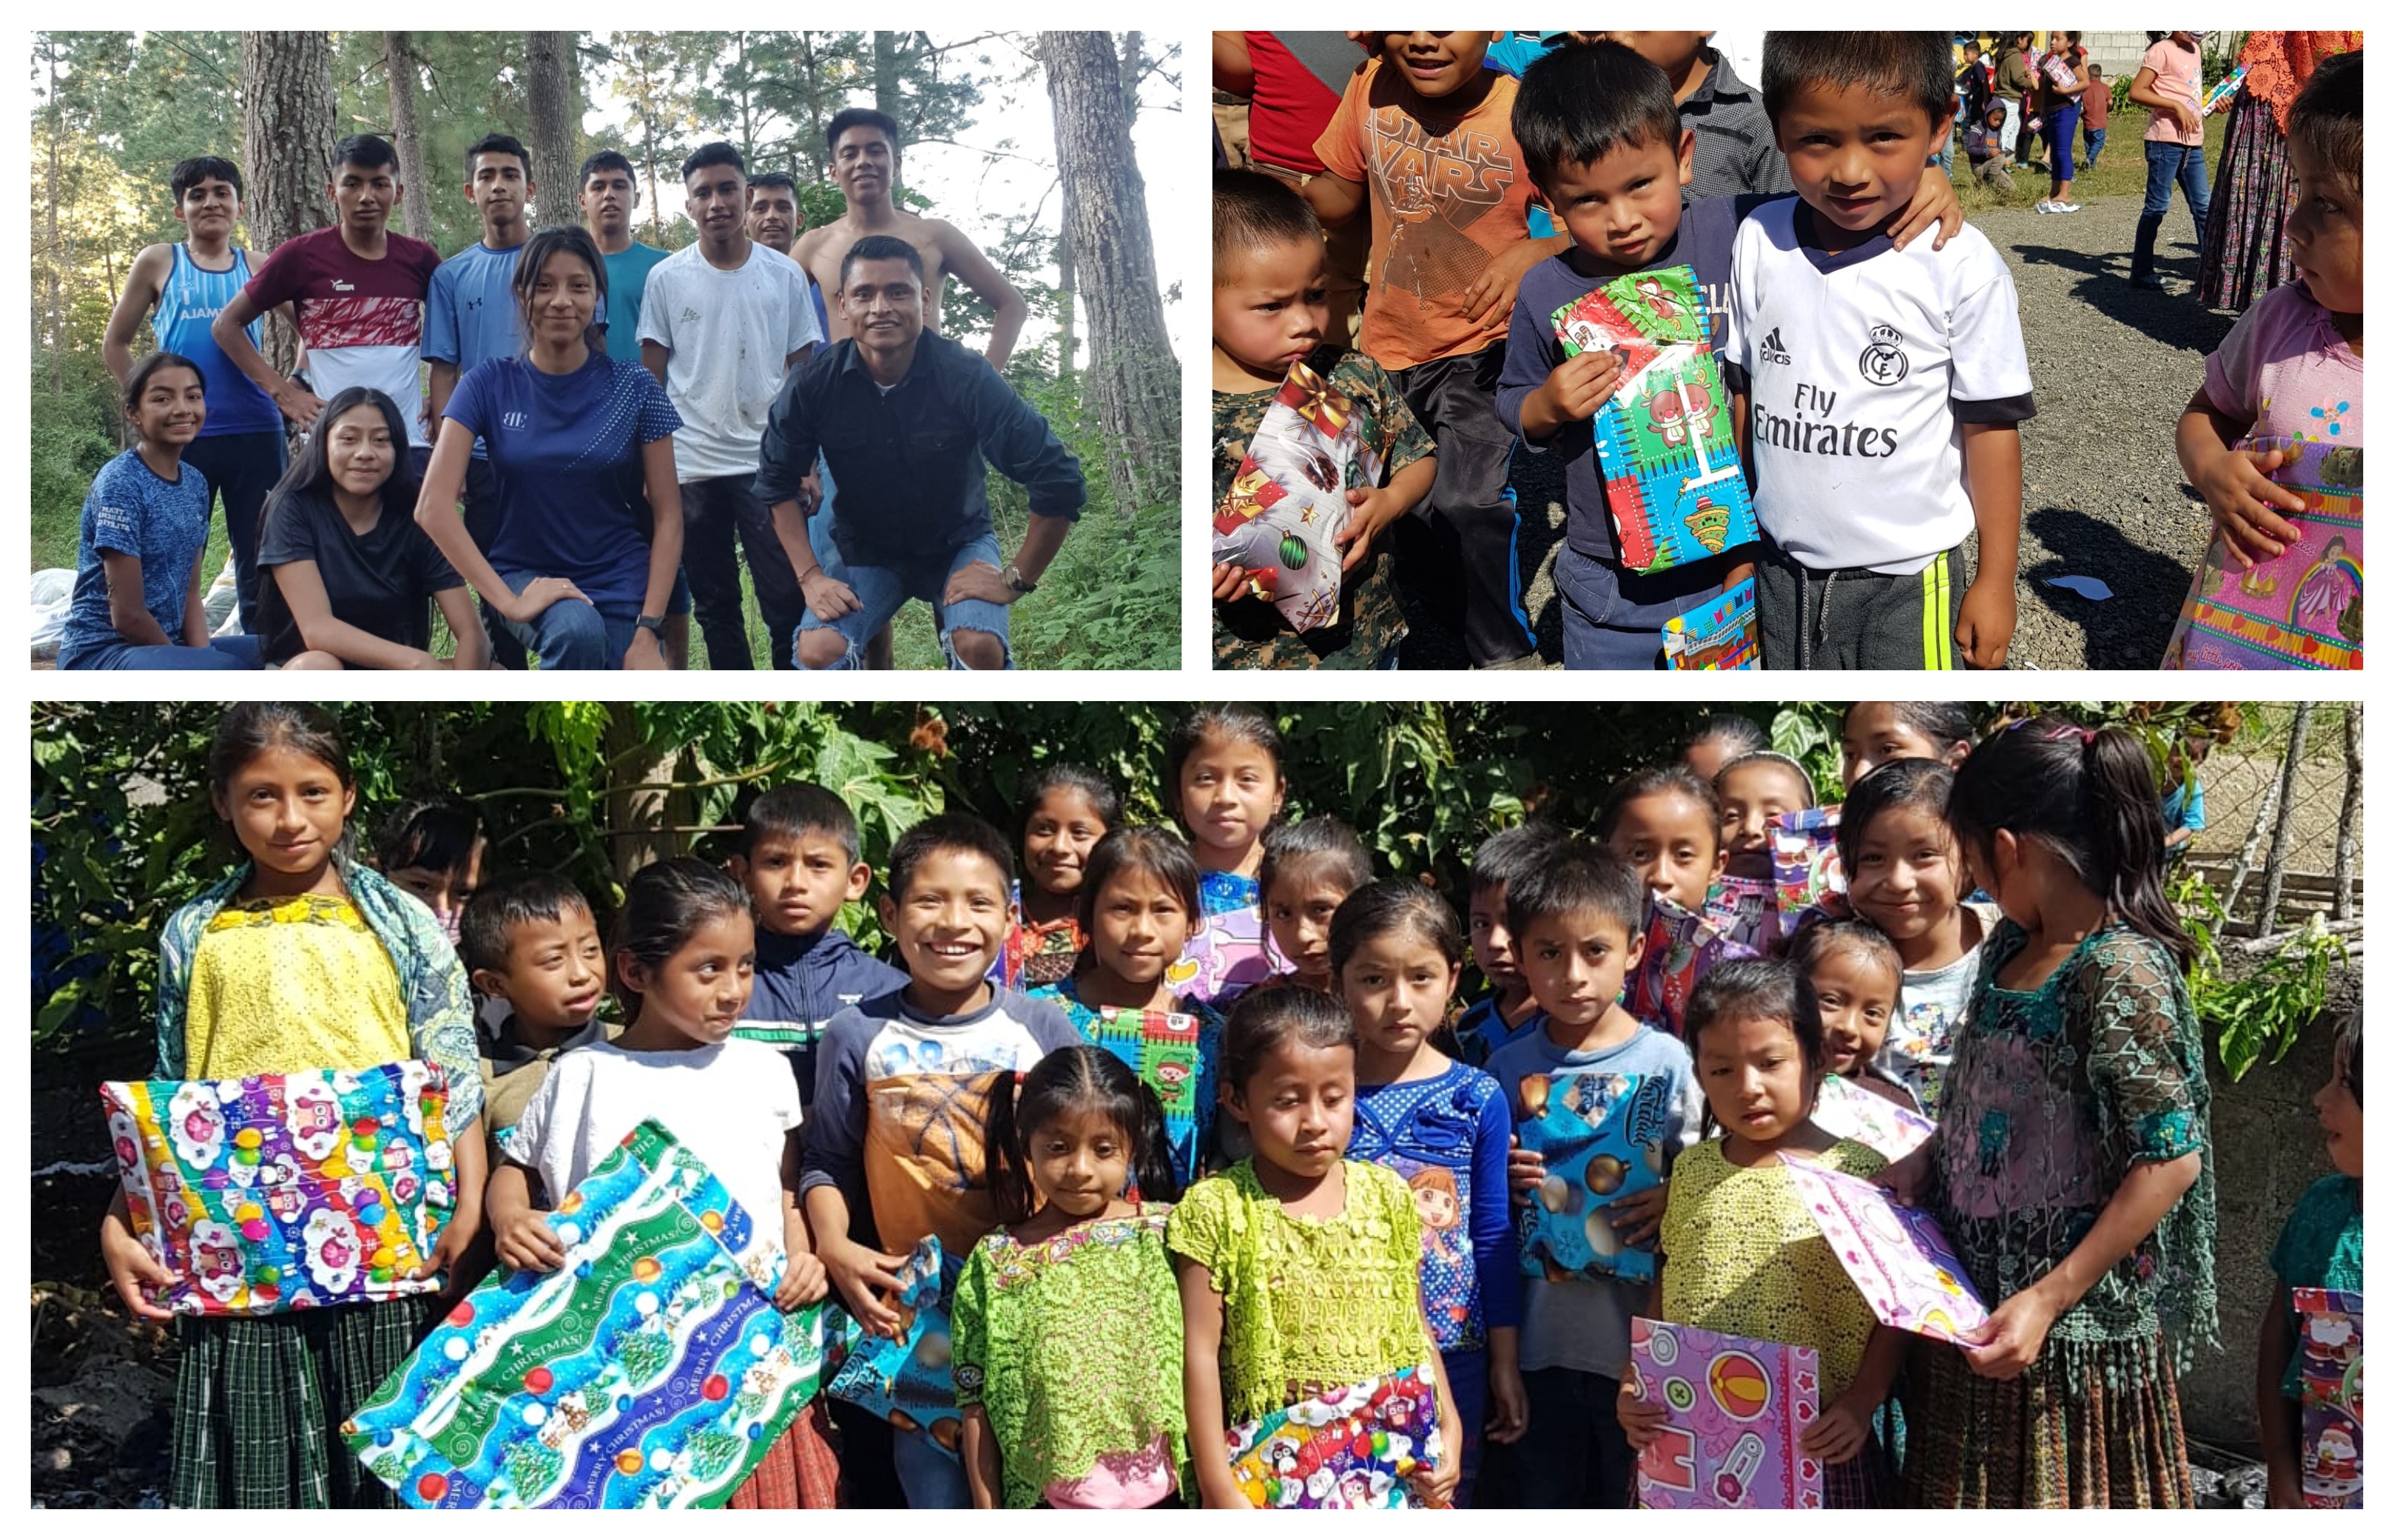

{"left": 442, "top": 351, "right": 682, "bottom": 608}
{"left": 1495, "top": 193, "right": 1766, "bottom": 564}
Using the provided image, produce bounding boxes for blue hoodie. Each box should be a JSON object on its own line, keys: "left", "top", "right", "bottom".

{"left": 735, "top": 925, "right": 907, "bottom": 1118}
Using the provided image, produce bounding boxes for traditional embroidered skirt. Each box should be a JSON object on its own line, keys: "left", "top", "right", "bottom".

{"left": 1900, "top": 1335, "right": 2195, "bottom": 1509}
{"left": 727, "top": 1398, "right": 842, "bottom": 1509}
{"left": 2197, "top": 88, "right": 2295, "bottom": 314}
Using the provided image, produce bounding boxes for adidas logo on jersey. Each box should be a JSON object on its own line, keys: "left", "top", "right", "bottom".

{"left": 1760, "top": 327, "right": 1792, "bottom": 366}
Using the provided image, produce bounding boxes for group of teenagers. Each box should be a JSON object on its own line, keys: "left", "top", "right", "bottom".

{"left": 62, "top": 108, "right": 1084, "bottom": 673}
{"left": 97, "top": 701, "right": 2362, "bottom": 1510}
{"left": 1210, "top": 29, "right": 2364, "bottom": 672}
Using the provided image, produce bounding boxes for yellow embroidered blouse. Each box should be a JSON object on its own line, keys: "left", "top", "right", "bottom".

{"left": 184, "top": 895, "right": 409, "bottom": 1079}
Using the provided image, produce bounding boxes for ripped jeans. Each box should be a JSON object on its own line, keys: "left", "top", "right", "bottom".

{"left": 795, "top": 530, "right": 1012, "bottom": 670}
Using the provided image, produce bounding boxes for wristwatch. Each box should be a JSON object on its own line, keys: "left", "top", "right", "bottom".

{"left": 634, "top": 615, "right": 667, "bottom": 637}
{"left": 1003, "top": 563, "right": 1037, "bottom": 595}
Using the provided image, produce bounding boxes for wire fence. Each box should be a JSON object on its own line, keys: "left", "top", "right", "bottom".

{"left": 2181, "top": 703, "right": 2362, "bottom": 937}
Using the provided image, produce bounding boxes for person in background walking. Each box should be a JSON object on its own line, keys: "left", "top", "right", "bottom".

{"left": 2127, "top": 31, "right": 2212, "bottom": 291}
{"left": 2081, "top": 62, "right": 2110, "bottom": 171}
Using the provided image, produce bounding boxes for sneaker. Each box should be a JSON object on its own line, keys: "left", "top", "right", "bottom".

{"left": 2054, "top": 200, "right": 2083, "bottom": 213}
{"left": 2033, "top": 199, "right": 2057, "bottom": 213}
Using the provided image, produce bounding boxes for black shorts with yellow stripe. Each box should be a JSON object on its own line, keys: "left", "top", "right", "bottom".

{"left": 1755, "top": 538, "right": 1970, "bottom": 670}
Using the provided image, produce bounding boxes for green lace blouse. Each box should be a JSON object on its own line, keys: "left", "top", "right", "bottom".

{"left": 1933, "top": 922, "right": 2218, "bottom": 1390}
{"left": 1165, "top": 1159, "right": 1434, "bottom": 1427}
{"left": 951, "top": 1205, "right": 1188, "bottom": 1510}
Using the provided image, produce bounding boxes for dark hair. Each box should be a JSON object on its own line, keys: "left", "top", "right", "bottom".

{"left": 1504, "top": 843, "right": 1645, "bottom": 946}
{"left": 208, "top": 703, "right": 353, "bottom": 798}
{"left": 1329, "top": 880, "right": 1465, "bottom": 978}
{"left": 171, "top": 155, "right": 243, "bottom": 204}
{"left": 2084, "top": 62, "right": 2102, "bottom": 77}
{"left": 737, "top": 782, "right": 863, "bottom": 865}
{"left": 984, "top": 1046, "right": 1180, "bottom": 1224}
{"left": 511, "top": 224, "right": 609, "bottom": 353}
{"left": 679, "top": 140, "right": 745, "bottom": 183}
{"left": 122, "top": 351, "right": 205, "bottom": 417}
{"left": 1683, "top": 958, "right": 1827, "bottom": 1128}
{"left": 1014, "top": 763, "right": 1122, "bottom": 857}
{"left": 579, "top": 150, "right": 640, "bottom": 193}
{"left": 1165, "top": 706, "right": 1284, "bottom": 830}
{"left": 464, "top": 133, "right": 529, "bottom": 177}
{"left": 1717, "top": 751, "right": 1819, "bottom": 809}
{"left": 1783, "top": 918, "right": 1904, "bottom": 1011}
{"left": 1259, "top": 815, "right": 1374, "bottom": 909}
{"left": 1077, "top": 826, "right": 1203, "bottom": 936}
{"left": 1842, "top": 700, "right": 1974, "bottom": 759}
{"left": 1468, "top": 821, "right": 1570, "bottom": 896}
{"left": 331, "top": 133, "right": 400, "bottom": 175}
{"left": 886, "top": 813, "right": 1013, "bottom": 903}
{"left": 1963, "top": 39, "right": 1982, "bottom": 55}
{"left": 827, "top": 106, "right": 900, "bottom": 155}
{"left": 263, "top": 384, "right": 413, "bottom": 512}
{"left": 1597, "top": 765, "right": 1722, "bottom": 848}
{"left": 1837, "top": 758, "right": 1956, "bottom": 872}
{"left": 1223, "top": 984, "right": 1357, "bottom": 1097}
{"left": 749, "top": 171, "right": 799, "bottom": 197}
{"left": 1761, "top": 32, "right": 1955, "bottom": 129}
{"left": 1683, "top": 712, "right": 1769, "bottom": 762}
{"left": 1512, "top": 40, "right": 1685, "bottom": 193}
{"left": 1948, "top": 718, "right": 2194, "bottom": 972}
{"left": 615, "top": 857, "right": 751, "bottom": 976}
{"left": 1212, "top": 168, "right": 1322, "bottom": 269}
{"left": 458, "top": 871, "right": 593, "bottom": 975}
{"left": 2337, "top": 1014, "right": 2362, "bottom": 1107}
{"left": 840, "top": 233, "right": 924, "bottom": 289}
{"left": 376, "top": 796, "right": 483, "bottom": 876}
{"left": 2290, "top": 49, "right": 2362, "bottom": 188}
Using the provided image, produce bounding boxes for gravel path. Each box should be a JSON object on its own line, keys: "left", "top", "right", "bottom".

{"left": 1393, "top": 184, "right": 2233, "bottom": 670}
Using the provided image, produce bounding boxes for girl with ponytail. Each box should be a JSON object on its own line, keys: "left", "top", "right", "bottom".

{"left": 1901, "top": 718, "right": 2215, "bottom": 1508}
{"left": 954, "top": 1047, "right": 1188, "bottom": 1508}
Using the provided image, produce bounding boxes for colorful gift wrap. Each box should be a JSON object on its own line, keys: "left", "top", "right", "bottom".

{"left": 101, "top": 1060, "right": 453, "bottom": 1316}
{"left": 343, "top": 1118, "right": 834, "bottom": 1508}
{"left": 1779, "top": 1153, "right": 1991, "bottom": 1346}
{"left": 2294, "top": 1287, "right": 2362, "bottom": 1508}
{"left": 1166, "top": 903, "right": 1278, "bottom": 1007}
{"left": 1628, "top": 1319, "right": 1823, "bottom": 1509}
{"left": 1212, "top": 358, "right": 1389, "bottom": 632}
{"left": 1771, "top": 806, "right": 1845, "bottom": 917}
{"left": 1705, "top": 876, "right": 1782, "bottom": 957}
{"left": 1074, "top": 1005, "right": 1221, "bottom": 1189}
{"left": 1809, "top": 1074, "right": 1934, "bottom": 1162}
{"left": 1664, "top": 576, "right": 1759, "bottom": 670}
{"left": 1629, "top": 894, "right": 1757, "bottom": 1041}
{"left": 826, "top": 1235, "right": 962, "bottom": 1459}
{"left": 1551, "top": 265, "right": 1757, "bottom": 576}
{"left": 2164, "top": 439, "right": 2360, "bottom": 671}
{"left": 1226, "top": 1365, "right": 1446, "bottom": 1508}
{"left": 1512, "top": 1069, "right": 1677, "bottom": 1283}
{"left": 2203, "top": 62, "right": 2250, "bottom": 115}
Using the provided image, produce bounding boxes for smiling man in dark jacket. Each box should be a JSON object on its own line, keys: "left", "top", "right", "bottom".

{"left": 755, "top": 235, "right": 1084, "bottom": 670}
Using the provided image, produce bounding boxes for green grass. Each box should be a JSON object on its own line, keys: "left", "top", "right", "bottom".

{"left": 1955, "top": 104, "right": 2226, "bottom": 213}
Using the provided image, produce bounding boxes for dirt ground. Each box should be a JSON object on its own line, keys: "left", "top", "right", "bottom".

{"left": 1393, "top": 164, "right": 2231, "bottom": 670}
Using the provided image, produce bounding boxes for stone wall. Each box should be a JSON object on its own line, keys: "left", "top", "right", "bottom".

{"left": 2175, "top": 967, "right": 2354, "bottom": 1449}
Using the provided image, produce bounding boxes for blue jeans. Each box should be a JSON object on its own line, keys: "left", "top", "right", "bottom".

{"left": 492, "top": 570, "right": 640, "bottom": 670}
{"left": 1445, "top": 1348, "right": 1488, "bottom": 1507}
{"left": 1554, "top": 545, "right": 1726, "bottom": 670}
{"left": 797, "top": 531, "right": 1012, "bottom": 670}
{"left": 2084, "top": 125, "right": 2108, "bottom": 167}
{"left": 890, "top": 1424, "right": 970, "bottom": 1508}
{"left": 64, "top": 633, "right": 261, "bottom": 671}
{"left": 2132, "top": 140, "right": 2211, "bottom": 280}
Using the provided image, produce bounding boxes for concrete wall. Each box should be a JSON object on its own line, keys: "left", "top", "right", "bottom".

{"left": 2176, "top": 972, "right": 2352, "bottom": 1448}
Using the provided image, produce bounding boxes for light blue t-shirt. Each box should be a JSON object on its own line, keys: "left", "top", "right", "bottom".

{"left": 599, "top": 242, "right": 672, "bottom": 364}
{"left": 425, "top": 240, "right": 527, "bottom": 458}
{"left": 59, "top": 450, "right": 214, "bottom": 667}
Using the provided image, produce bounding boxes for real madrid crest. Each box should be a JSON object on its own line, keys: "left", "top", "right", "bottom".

{"left": 1859, "top": 323, "right": 1909, "bottom": 386}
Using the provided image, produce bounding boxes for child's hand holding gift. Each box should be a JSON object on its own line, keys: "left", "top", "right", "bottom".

{"left": 1616, "top": 1375, "right": 1671, "bottom": 1451}
{"left": 1523, "top": 348, "right": 1624, "bottom": 436}
{"left": 2190, "top": 441, "right": 2309, "bottom": 569}
{"left": 1335, "top": 455, "right": 1437, "bottom": 572}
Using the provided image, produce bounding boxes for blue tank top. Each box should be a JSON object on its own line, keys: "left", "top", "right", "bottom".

{"left": 153, "top": 243, "right": 282, "bottom": 437}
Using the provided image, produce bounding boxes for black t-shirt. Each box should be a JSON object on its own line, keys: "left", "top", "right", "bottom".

{"left": 255, "top": 486, "right": 463, "bottom": 664}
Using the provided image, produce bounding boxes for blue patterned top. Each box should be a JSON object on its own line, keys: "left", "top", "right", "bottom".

{"left": 1199, "top": 868, "right": 1261, "bottom": 916}
{"left": 1032, "top": 978, "right": 1225, "bottom": 1191}
{"left": 1349, "top": 1060, "right": 1521, "bottom": 1352}
{"left": 59, "top": 450, "right": 213, "bottom": 667}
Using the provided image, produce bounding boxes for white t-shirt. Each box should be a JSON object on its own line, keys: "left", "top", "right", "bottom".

{"left": 636, "top": 241, "right": 823, "bottom": 483}
{"left": 1729, "top": 198, "right": 2034, "bottom": 574}
{"left": 499, "top": 1038, "right": 802, "bottom": 1250}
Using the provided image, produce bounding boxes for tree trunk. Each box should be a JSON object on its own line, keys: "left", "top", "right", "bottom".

{"left": 241, "top": 32, "right": 337, "bottom": 381}
{"left": 1055, "top": 229, "right": 1076, "bottom": 386}
{"left": 2256, "top": 704, "right": 2314, "bottom": 934}
{"left": 1120, "top": 32, "right": 1143, "bottom": 117}
{"left": 604, "top": 706, "right": 687, "bottom": 879}
{"left": 874, "top": 31, "right": 904, "bottom": 128}
{"left": 525, "top": 32, "right": 579, "bottom": 231}
{"left": 2334, "top": 705, "right": 2360, "bottom": 920}
{"left": 384, "top": 34, "right": 435, "bottom": 243}
{"left": 44, "top": 35, "right": 65, "bottom": 392}
{"left": 1041, "top": 30, "right": 1179, "bottom": 520}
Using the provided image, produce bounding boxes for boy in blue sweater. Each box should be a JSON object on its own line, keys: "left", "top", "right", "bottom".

{"left": 1495, "top": 40, "right": 1961, "bottom": 668}
{"left": 728, "top": 782, "right": 907, "bottom": 1120}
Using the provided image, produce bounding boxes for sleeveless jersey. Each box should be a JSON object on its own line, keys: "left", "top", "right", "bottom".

{"left": 153, "top": 243, "right": 282, "bottom": 437}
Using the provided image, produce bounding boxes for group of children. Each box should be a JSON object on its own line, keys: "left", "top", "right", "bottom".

{"left": 1215, "top": 29, "right": 2364, "bottom": 674}
{"left": 99, "top": 700, "right": 2359, "bottom": 1508}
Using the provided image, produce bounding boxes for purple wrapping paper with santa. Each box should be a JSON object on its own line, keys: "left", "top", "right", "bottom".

{"left": 2293, "top": 1288, "right": 2361, "bottom": 1508}
{"left": 1628, "top": 1318, "right": 1823, "bottom": 1508}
